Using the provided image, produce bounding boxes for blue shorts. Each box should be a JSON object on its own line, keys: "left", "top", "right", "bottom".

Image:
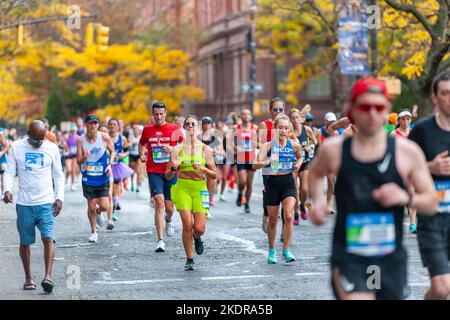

{"left": 148, "top": 173, "right": 178, "bottom": 200}
{"left": 16, "top": 203, "right": 55, "bottom": 246}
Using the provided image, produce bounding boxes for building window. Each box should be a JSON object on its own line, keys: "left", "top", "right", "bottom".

{"left": 307, "top": 75, "right": 331, "bottom": 97}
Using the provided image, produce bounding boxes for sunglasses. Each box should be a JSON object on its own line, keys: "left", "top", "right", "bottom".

{"left": 184, "top": 122, "right": 197, "bottom": 127}
{"left": 272, "top": 108, "right": 284, "bottom": 113}
{"left": 29, "top": 137, "right": 46, "bottom": 144}
{"left": 357, "top": 104, "right": 387, "bottom": 113}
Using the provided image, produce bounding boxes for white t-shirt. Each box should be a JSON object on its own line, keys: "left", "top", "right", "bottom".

{"left": 3, "top": 138, "right": 64, "bottom": 206}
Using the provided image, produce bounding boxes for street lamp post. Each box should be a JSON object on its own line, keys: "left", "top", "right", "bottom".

{"left": 248, "top": 0, "right": 258, "bottom": 116}
{"left": 369, "top": 0, "right": 377, "bottom": 77}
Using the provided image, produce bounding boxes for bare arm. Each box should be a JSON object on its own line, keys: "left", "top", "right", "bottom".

{"left": 292, "top": 142, "right": 303, "bottom": 171}
{"left": 76, "top": 137, "right": 87, "bottom": 165}
{"left": 257, "top": 122, "right": 267, "bottom": 149}
{"left": 252, "top": 142, "right": 270, "bottom": 170}
{"left": 305, "top": 126, "right": 318, "bottom": 145}
{"left": 201, "top": 146, "right": 217, "bottom": 180}
{"left": 165, "top": 145, "right": 181, "bottom": 180}
{"left": 102, "top": 133, "right": 116, "bottom": 166}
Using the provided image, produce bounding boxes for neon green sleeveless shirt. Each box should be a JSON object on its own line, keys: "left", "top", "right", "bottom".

{"left": 179, "top": 144, "right": 206, "bottom": 172}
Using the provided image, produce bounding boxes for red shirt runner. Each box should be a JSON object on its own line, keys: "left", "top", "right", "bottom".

{"left": 236, "top": 124, "right": 256, "bottom": 164}
{"left": 139, "top": 123, "right": 182, "bottom": 174}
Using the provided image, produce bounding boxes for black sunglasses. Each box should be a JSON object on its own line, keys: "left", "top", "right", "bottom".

{"left": 184, "top": 122, "right": 198, "bottom": 127}
{"left": 272, "top": 108, "right": 284, "bottom": 113}
{"left": 29, "top": 137, "right": 46, "bottom": 144}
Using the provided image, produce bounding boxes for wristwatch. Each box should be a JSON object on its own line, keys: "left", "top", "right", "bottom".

{"left": 170, "top": 166, "right": 177, "bottom": 171}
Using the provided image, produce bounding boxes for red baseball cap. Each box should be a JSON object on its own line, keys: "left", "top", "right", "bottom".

{"left": 350, "top": 77, "right": 389, "bottom": 103}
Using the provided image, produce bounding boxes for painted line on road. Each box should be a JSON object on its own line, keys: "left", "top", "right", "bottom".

{"left": 295, "top": 272, "right": 327, "bottom": 276}
{"left": 57, "top": 243, "right": 93, "bottom": 249}
{"left": 202, "top": 275, "right": 273, "bottom": 281}
{"left": 409, "top": 283, "right": 429, "bottom": 287}
{"left": 215, "top": 233, "right": 267, "bottom": 256}
{"left": 94, "top": 278, "right": 185, "bottom": 285}
{"left": 224, "top": 262, "right": 243, "bottom": 267}
{"left": 116, "top": 231, "right": 152, "bottom": 236}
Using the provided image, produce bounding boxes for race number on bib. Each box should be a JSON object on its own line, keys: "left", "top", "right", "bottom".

{"left": 152, "top": 147, "right": 170, "bottom": 164}
{"left": 201, "top": 191, "right": 210, "bottom": 209}
{"left": 86, "top": 162, "right": 104, "bottom": 176}
{"left": 346, "top": 212, "right": 396, "bottom": 257}
{"left": 242, "top": 140, "right": 253, "bottom": 152}
{"left": 436, "top": 181, "right": 450, "bottom": 214}
{"left": 69, "top": 146, "right": 77, "bottom": 155}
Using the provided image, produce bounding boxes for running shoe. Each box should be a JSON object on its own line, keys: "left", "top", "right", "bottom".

{"left": 155, "top": 239, "right": 165, "bottom": 252}
{"left": 236, "top": 193, "right": 242, "bottom": 207}
{"left": 220, "top": 195, "right": 226, "bottom": 201}
{"left": 107, "top": 220, "right": 115, "bottom": 230}
{"left": 185, "top": 258, "right": 195, "bottom": 271}
{"left": 166, "top": 219, "right": 174, "bottom": 237}
{"left": 136, "top": 187, "right": 140, "bottom": 193}
{"left": 262, "top": 215, "right": 268, "bottom": 233}
{"left": 112, "top": 212, "right": 118, "bottom": 222}
{"left": 131, "top": 186, "right": 134, "bottom": 192}
{"left": 88, "top": 232, "right": 98, "bottom": 243}
{"left": 282, "top": 249, "right": 296, "bottom": 263}
{"left": 409, "top": 224, "right": 417, "bottom": 234}
{"left": 267, "top": 249, "right": 277, "bottom": 264}
{"left": 244, "top": 203, "right": 250, "bottom": 214}
{"left": 300, "top": 204, "right": 309, "bottom": 220}
{"left": 194, "top": 236, "right": 204, "bottom": 255}
{"left": 293, "top": 212, "right": 300, "bottom": 225}
{"left": 70, "top": 185, "right": 77, "bottom": 191}
{"left": 115, "top": 203, "right": 121, "bottom": 211}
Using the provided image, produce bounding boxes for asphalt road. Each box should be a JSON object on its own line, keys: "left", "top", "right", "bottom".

{"left": 0, "top": 171, "right": 432, "bottom": 300}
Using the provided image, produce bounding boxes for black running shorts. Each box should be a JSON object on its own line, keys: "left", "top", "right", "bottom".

{"left": 265, "top": 174, "right": 297, "bottom": 206}
{"left": 82, "top": 182, "right": 110, "bottom": 200}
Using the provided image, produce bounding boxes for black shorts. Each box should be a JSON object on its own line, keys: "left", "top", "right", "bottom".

{"left": 82, "top": 182, "right": 110, "bottom": 200}
{"left": 417, "top": 213, "right": 450, "bottom": 277}
{"left": 236, "top": 163, "right": 255, "bottom": 172}
{"left": 129, "top": 154, "right": 140, "bottom": 163}
{"left": 299, "top": 161, "right": 310, "bottom": 172}
{"left": 331, "top": 250, "right": 408, "bottom": 300}
{"left": 65, "top": 154, "right": 76, "bottom": 160}
{"left": 265, "top": 174, "right": 297, "bottom": 206}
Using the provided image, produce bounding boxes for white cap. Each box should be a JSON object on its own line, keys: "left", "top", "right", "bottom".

{"left": 324, "top": 112, "right": 337, "bottom": 122}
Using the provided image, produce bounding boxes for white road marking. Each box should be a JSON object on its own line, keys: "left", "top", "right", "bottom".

{"left": 57, "top": 243, "right": 93, "bottom": 248}
{"left": 224, "top": 262, "right": 242, "bottom": 267}
{"left": 295, "top": 272, "right": 327, "bottom": 276}
{"left": 215, "top": 233, "right": 267, "bottom": 256}
{"left": 117, "top": 231, "right": 152, "bottom": 236}
{"left": 202, "top": 275, "right": 273, "bottom": 281}
{"left": 94, "top": 278, "right": 184, "bottom": 285}
{"left": 409, "top": 283, "right": 429, "bottom": 287}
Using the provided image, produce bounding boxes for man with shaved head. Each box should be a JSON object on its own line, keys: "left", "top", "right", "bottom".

{"left": 3, "top": 120, "right": 64, "bottom": 293}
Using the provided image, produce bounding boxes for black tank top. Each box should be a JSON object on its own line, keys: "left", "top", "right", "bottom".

{"left": 201, "top": 133, "right": 215, "bottom": 146}
{"left": 297, "top": 126, "right": 309, "bottom": 162}
{"left": 332, "top": 136, "right": 406, "bottom": 263}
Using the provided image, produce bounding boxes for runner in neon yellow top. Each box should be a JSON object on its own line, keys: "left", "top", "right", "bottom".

{"left": 166, "top": 115, "right": 217, "bottom": 271}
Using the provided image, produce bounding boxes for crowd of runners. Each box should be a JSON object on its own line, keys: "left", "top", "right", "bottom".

{"left": 1, "top": 73, "right": 449, "bottom": 300}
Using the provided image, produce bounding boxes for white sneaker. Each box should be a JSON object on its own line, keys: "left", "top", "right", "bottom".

{"left": 89, "top": 232, "right": 98, "bottom": 243}
{"left": 70, "top": 185, "right": 77, "bottom": 191}
{"left": 166, "top": 220, "right": 174, "bottom": 237}
{"left": 155, "top": 239, "right": 165, "bottom": 252}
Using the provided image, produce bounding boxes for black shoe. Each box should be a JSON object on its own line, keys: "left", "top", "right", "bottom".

{"left": 236, "top": 193, "right": 242, "bottom": 207}
{"left": 244, "top": 203, "right": 250, "bottom": 214}
{"left": 185, "top": 258, "right": 195, "bottom": 271}
{"left": 194, "top": 236, "right": 204, "bottom": 255}
{"left": 115, "top": 204, "right": 121, "bottom": 211}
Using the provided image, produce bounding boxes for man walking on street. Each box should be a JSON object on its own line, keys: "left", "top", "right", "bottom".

{"left": 3, "top": 120, "right": 64, "bottom": 293}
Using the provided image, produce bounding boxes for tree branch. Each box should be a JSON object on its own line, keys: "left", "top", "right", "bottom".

{"left": 384, "top": 0, "right": 435, "bottom": 37}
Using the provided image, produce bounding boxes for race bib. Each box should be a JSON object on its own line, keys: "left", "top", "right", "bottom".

{"left": 346, "top": 212, "right": 396, "bottom": 257}
{"left": 86, "top": 161, "right": 104, "bottom": 176}
{"left": 152, "top": 147, "right": 170, "bottom": 164}
{"left": 201, "top": 191, "right": 210, "bottom": 209}
{"left": 436, "top": 181, "right": 450, "bottom": 214}
{"left": 242, "top": 140, "right": 253, "bottom": 152}
{"left": 69, "top": 146, "right": 77, "bottom": 155}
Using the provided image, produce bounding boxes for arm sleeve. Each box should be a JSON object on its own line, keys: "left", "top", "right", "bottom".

{"left": 52, "top": 146, "right": 65, "bottom": 202}
{"left": 3, "top": 144, "right": 17, "bottom": 194}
